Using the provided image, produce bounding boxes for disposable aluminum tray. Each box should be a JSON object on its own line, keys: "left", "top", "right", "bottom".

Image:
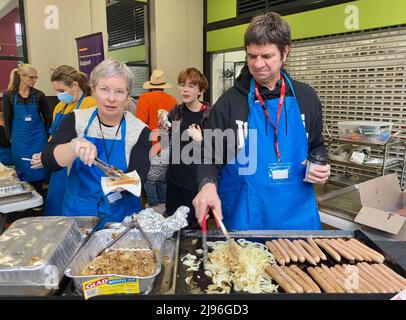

{"left": 0, "top": 179, "right": 33, "bottom": 204}
{"left": 175, "top": 230, "right": 406, "bottom": 298}
{"left": 0, "top": 217, "right": 86, "bottom": 296}
{"left": 65, "top": 229, "right": 165, "bottom": 295}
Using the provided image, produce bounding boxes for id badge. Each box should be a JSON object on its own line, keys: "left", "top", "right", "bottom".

{"left": 268, "top": 163, "right": 291, "bottom": 182}
{"left": 107, "top": 191, "right": 123, "bottom": 204}
{"left": 24, "top": 115, "right": 32, "bottom": 122}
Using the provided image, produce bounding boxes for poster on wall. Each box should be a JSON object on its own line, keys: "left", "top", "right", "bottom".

{"left": 75, "top": 32, "right": 105, "bottom": 76}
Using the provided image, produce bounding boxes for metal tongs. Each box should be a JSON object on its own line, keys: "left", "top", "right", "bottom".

{"left": 93, "top": 157, "right": 123, "bottom": 179}
{"left": 96, "top": 216, "right": 153, "bottom": 256}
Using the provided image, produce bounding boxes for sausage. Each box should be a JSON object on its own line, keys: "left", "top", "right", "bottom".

{"left": 285, "top": 239, "right": 305, "bottom": 263}
{"left": 340, "top": 238, "right": 372, "bottom": 262}
{"left": 289, "top": 265, "right": 321, "bottom": 293}
{"left": 282, "top": 266, "right": 313, "bottom": 293}
{"left": 329, "top": 266, "right": 357, "bottom": 293}
{"left": 293, "top": 240, "right": 317, "bottom": 266}
{"left": 307, "top": 267, "right": 336, "bottom": 293}
{"left": 355, "top": 263, "right": 391, "bottom": 293}
{"left": 336, "top": 238, "right": 365, "bottom": 262}
{"left": 319, "top": 265, "right": 345, "bottom": 293}
{"left": 265, "top": 265, "right": 296, "bottom": 293}
{"left": 360, "top": 262, "right": 400, "bottom": 293}
{"left": 326, "top": 239, "right": 356, "bottom": 262}
{"left": 377, "top": 263, "right": 406, "bottom": 287}
{"left": 298, "top": 239, "right": 321, "bottom": 263}
{"left": 278, "top": 238, "right": 298, "bottom": 262}
{"left": 370, "top": 263, "right": 404, "bottom": 292}
{"left": 314, "top": 239, "right": 341, "bottom": 262}
{"left": 272, "top": 240, "right": 290, "bottom": 264}
{"left": 334, "top": 264, "right": 378, "bottom": 293}
{"left": 307, "top": 237, "right": 327, "bottom": 261}
{"left": 274, "top": 265, "right": 304, "bottom": 293}
{"left": 348, "top": 239, "right": 385, "bottom": 263}
{"left": 265, "top": 241, "right": 285, "bottom": 266}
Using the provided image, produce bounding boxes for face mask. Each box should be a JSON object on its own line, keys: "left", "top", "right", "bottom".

{"left": 57, "top": 91, "right": 75, "bottom": 104}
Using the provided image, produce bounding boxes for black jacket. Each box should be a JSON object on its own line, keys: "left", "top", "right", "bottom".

{"left": 196, "top": 66, "right": 327, "bottom": 187}
{"left": 2, "top": 88, "right": 52, "bottom": 142}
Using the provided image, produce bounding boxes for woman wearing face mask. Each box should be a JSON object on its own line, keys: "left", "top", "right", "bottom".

{"left": 43, "top": 65, "right": 95, "bottom": 216}
{"left": 3, "top": 64, "right": 51, "bottom": 196}
{"left": 41, "top": 59, "right": 151, "bottom": 227}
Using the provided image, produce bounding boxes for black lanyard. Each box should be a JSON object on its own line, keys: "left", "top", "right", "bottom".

{"left": 254, "top": 75, "right": 286, "bottom": 163}
{"left": 97, "top": 115, "right": 124, "bottom": 162}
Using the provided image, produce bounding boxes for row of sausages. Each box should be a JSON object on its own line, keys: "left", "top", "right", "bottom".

{"left": 266, "top": 263, "right": 406, "bottom": 294}
{"left": 265, "top": 237, "right": 385, "bottom": 265}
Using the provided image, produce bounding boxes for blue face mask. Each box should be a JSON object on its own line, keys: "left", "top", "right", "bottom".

{"left": 57, "top": 91, "right": 75, "bottom": 104}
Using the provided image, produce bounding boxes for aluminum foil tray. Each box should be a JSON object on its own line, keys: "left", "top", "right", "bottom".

{"left": 0, "top": 217, "right": 84, "bottom": 296}
{"left": 0, "top": 179, "right": 32, "bottom": 198}
{"left": 65, "top": 229, "right": 165, "bottom": 296}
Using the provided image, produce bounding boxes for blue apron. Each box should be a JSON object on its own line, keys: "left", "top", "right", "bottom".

{"left": 218, "top": 72, "right": 321, "bottom": 231}
{"left": 11, "top": 94, "right": 47, "bottom": 181}
{"left": 0, "top": 147, "right": 13, "bottom": 165}
{"left": 62, "top": 109, "right": 141, "bottom": 227}
{"left": 44, "top": 95, "right": 86, "bottom": 216}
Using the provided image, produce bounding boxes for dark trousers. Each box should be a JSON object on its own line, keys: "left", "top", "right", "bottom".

{"left": 166, "top": 180, "right": 199, "bottom": 229}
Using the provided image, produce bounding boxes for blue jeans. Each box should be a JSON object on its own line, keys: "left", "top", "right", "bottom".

{"left": 144, "top": 181, "right": 167, "bottom": 206}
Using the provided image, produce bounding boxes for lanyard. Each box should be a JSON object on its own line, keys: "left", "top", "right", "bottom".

{"left": 53, "top": 94, "right": 86, "bottom": 133}
{"left": 199, "top": 103, "right": 206, "bottom": 112}
{"left": 97, "top": 114, "right": 124, "bottom": 162}
{"left": 254, "top": 75, "right": 286, "bottom": 163}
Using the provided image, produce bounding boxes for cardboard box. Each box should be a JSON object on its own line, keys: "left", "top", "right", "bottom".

{"left": 354, "top": 173, "right": 406, "bottom": 241}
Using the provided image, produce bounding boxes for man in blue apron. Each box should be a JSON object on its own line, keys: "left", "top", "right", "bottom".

{"left": 193, "top": 12, "right": 331, "bottom": 230}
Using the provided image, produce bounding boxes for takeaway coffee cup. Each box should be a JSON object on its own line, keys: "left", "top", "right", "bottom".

{"left": 304, "top": 152, "right": 328, "bottom": 183}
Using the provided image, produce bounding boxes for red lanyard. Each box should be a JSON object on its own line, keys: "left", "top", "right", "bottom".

{"left": 254, "top": 75, "right": 286, "bottom": 163}
{"left": 199, "top": 103, "right": 206, "bottom": 112}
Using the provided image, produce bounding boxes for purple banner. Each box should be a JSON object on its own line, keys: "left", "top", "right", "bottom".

{"left": 75, "top": 32, "right": 105, "bottom": 76}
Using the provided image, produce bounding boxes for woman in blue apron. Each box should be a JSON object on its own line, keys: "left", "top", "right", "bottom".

{"left": 3, "top": 64, "right": 51, "bottom": 195}
{"left": 44, "top": 65, "right": 95, "bottom": 216}
{"left": 218, "top": 72, "right": 321, "bottom": 230}
{"left": 41, "top": 59, "right": 151, "bottom": 228}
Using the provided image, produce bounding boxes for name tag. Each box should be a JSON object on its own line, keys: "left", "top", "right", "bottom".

{"left": 24, "top": 115, "right": 32, "bottom": 122}
{"left": 268, "top": 163, "right": 291, "bottom": 182}
{"left": 107, "top": 191, "right": 123, "bottom": 203}
{"left": 272, "top": 168, "right": 289, "bottom": 180}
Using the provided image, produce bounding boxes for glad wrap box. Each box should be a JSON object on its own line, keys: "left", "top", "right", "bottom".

{"left": 354, "top": 173, "right": 406, "bottom": 241}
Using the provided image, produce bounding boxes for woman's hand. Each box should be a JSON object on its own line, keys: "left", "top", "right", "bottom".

{"left": 30, "top": 153, "right": 43, "bottom": 169}
{"left": 70, "top": 137, "right": 97, "bottom": 166}
{"left": 187, "top": 123, "right": 203, "bottom": 142}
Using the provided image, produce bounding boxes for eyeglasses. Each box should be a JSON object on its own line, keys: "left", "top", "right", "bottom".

{"left": 24, "top": 75, "right": 39, "bottom": 81}
{"left": 96, "top": 87, "right": 128, "bottom": 101}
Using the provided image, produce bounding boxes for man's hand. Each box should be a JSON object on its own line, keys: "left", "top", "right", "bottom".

{"left": 192, "top": 182, "right": 222, "bottom": 226}
{"left": 304, "top": 161, "right": 331, "bottom": 184}
{"left": 70, "top": 137, "right": 97, "bottom": 166}
{"left": 30, "top": 153, "right": 43, "bottom": 169}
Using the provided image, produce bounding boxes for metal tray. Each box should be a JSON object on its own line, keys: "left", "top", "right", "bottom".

{"left": 175, "top": 230, "right": 406, "bottom": 298}
{"left": 65, "top": 229, "right": 165, "bottom": 295}
{"left": 0, "top": 180, "right": 33, "bottom": 204}
{"left": 0, "top": 217, "right": 85, "bottom": 296}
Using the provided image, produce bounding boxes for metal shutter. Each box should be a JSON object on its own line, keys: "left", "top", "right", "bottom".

{"left": 286, "top": 26, "right": 406, "bottom": 188}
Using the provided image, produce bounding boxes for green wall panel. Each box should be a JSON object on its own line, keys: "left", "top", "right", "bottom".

{"left": 207, "top": 0, "right": 236, "bottom": 23}
{"left": 109, "top": 45, "right": 146, "bottom": 62}
{"left": 207, "top": 0, "right": 406, "bottom": 52}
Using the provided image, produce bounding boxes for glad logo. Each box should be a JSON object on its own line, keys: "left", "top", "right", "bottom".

{"left": 85, "top": 278, "right": 109, "bottom": 289}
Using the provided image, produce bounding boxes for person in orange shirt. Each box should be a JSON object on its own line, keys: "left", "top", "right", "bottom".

{"left": 136, "top": 70, "right": 177, "bottom": 211}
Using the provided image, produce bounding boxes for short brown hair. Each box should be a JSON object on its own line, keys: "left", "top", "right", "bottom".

{"left": 177, "top": 67, "right": 208, "bottom": 93}
{"left": 244, "top": 12, "right": 291, "bottom": 58}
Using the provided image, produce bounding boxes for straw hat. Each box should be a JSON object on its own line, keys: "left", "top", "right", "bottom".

{"left": 143, "top": 69, "right": 172, "bottom": 89}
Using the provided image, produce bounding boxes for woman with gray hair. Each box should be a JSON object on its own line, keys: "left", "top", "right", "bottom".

{"left": 42, "top": 59, "right": 151, "bottom": 227}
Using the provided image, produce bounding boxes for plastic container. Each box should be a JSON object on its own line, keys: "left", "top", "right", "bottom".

{"left": 338, "top": 121, "right": 393, "bottom": 144}
{"left": 65, "top": 229, "right": 164, "bottom": 295}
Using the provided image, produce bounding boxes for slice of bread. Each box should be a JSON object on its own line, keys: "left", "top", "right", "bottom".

{"left": 107, "top": 174, "right": 140, "bottom": 187}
